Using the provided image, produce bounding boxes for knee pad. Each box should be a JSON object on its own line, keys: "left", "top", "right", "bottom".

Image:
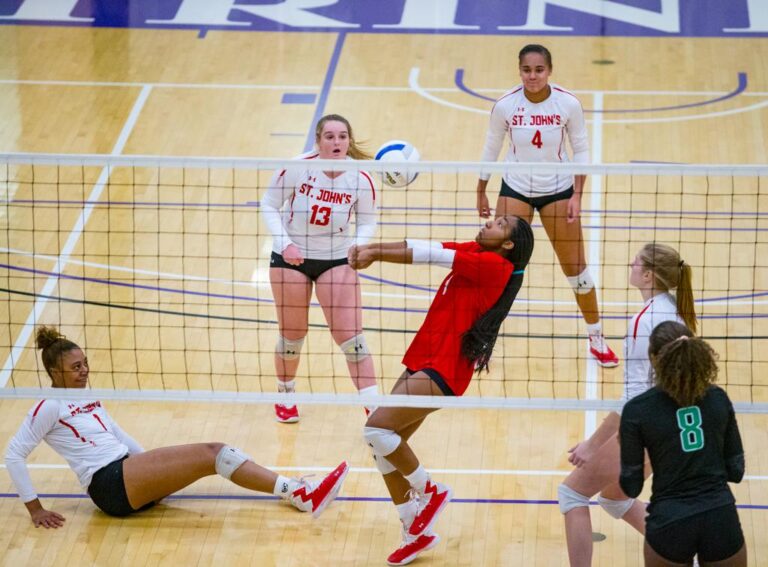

{"left": 557, "top": 483, "right": 590, "bottom": 514}
{"left": 276, "top": 335, "right": 305, "bottom": 360}
{"left": 340, "top": 334, "right": 370, "bottom": 363}
{"left": 215, "top": 445, "right": 251, "bottom": 480}
{"left": 371, "top": 448, "right": 397, "bottom": 475}
{"left": 598, "top": 495, "right": 634, "bottom": 519}
{"left": 363, "top": 426, "right": 401, "bottom": 457}
{"left": 567, "top": 268, "right": 595, "bottom": 295}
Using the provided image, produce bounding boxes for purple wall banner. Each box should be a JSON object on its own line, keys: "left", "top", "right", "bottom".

{"left": 0, "top": 0, "right": 766, "bottom": 37}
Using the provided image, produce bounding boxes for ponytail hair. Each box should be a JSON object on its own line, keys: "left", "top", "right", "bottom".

{"left": 315, "top": 113, "right": 372, "bottom": 160}
{"left": 461, "top": 217, "right": 535, "bottom": 373}
{"left": 638, "top": 242, "right": 697, "bottom": 334}
{"left": 36, "top": 325, "right": 80, "bottom": 381}
{"left": 649, "top": 321, "right": 717, "bottom": 406}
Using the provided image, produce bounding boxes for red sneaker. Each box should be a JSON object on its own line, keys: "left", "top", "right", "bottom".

{"left": 275, "top": 403, "right": 300, "bottom": 423}
{"left": 589, "top": 335, "right": 619, "bottom": 368}
{"left": 387, "top": 530, "right": 440, "bottom": 566}
{"left": 408, "top": 480, "right": 452, "bottom": 537}
{"left": 288, "top": 461, "right": 349, "bottom": 518}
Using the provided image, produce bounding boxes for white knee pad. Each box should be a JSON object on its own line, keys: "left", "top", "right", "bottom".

{"left": 276, "top": 335, "right": 305, "bottom": 360}
{"left": 363, "top": 426, "right": 401, "bottom": 457}
{"left": 371, "top": 449, "right": 397, "bottom": 475}
{"left": 557, "top": 483, "right": 590, "bottom": 514}
{"left": 598, "top": 495, "right": 634, "bottom": 519}
{"left": 340, "top": 334, "right": 370, "bottom": 363}
{"left": 567, "top": 268, "right": 595, "bottom": 295}
{"left": 215, "top": 445, "right": 251, "bottom": 480}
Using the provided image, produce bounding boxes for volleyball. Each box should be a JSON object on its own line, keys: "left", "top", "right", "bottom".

{"left": 375, "top": 140, "right": 420, "bottom": 187}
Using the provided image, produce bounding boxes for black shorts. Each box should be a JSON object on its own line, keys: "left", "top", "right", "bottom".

{"left": 499, "top": 180, "right": 574, "bottom": 211}
{"left": 406, "top": 368, "right": 456, "bottom": 396}
{"left": 270, "top": 252, "right": 348, "bottom": 281}
{"left": 87, "top": 455, "right": 155, "bottom": 517}
{"left": 645, "top": 504, "right": 745, "bottom": 563}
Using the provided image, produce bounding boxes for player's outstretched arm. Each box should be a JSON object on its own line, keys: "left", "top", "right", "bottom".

{"left": 348, "top": 241, "right": 411, "bottom": 270}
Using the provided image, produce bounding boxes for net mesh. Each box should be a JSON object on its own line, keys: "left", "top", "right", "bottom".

{"left": 1, "top": 154, "right": 767, "bottom": 410}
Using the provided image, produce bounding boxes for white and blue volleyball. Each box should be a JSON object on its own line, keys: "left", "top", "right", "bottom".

{"left": 375, "top": 140, "right": 420, "bottom": 188}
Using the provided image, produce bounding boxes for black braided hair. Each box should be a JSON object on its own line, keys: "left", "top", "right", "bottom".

{"left": 461, "top": 217, "right": 535, "bottom": 373}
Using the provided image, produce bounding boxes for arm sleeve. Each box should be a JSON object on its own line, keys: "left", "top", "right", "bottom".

{"left": 260, "top": 169, "right": 296, "bottom": 253}
{"left": 103, "top": 412, "right": 144, "bottom": 456}
{"left": 618, "top": 405, "right": 646, "bottom": 498}
{"left": 566, "top": 100, "right": 590, "bottom": 164}
{"left": 354, "top": 173, "right": 378, "bottom": 246}
{"left": 4, "top": 401, "right": 58, "bottom": 503}
{"left": 622, "top": 318, "right": 653, "bottom": 403}
{"left": 722, "top": 395, "right": 745, "bottom": 483}
{"left": 407, "top": 240, "right": 455, "bottom": 269}
{"left": 478, "top": 103, "right": 508, "bottom": 181}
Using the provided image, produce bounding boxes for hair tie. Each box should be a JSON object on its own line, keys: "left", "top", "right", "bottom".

{"left": 678, "top": 260, "right": 685, "bottom": 268}
{"left": 675, "top": 335, "right": 689, "bottom": 342}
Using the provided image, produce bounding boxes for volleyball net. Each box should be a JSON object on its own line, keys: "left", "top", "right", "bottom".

{"left": 1, "top": 153, "right": 767, "bottom": 412}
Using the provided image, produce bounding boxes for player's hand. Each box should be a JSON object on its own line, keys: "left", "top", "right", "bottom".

{"left": 567, "top": 441, "right": 594, "bottom": 468}
{"left": 348, "top": 245, "right": 375, "bottom": 270}
{"left": 566, "top": 194, "right": 581, "bottom": 223}
{"left": 282, "top": 244, "right": 304, "bottom": 266}
{"left": 30, "top": 508, "right": 66, "bottom": 529}
{"left": 477, "top": 192, "right": 491, "bottom": 218}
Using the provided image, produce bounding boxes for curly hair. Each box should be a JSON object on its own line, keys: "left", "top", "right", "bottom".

{"left": 650, "top": 321, "right": 718, "bottom": 406}
{"left": 35, "top": 325, "right": 80, "bottom": 381}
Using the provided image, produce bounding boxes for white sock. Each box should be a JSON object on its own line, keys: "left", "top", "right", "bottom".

{"left": 396, "top": 499, "right": 418, "bottom": 526}
{"left": 586, "top": 322, "right": 602, "bottom": 337}
{"left": 277, "top": 379, "right": 296, "bottom": 394}
{"left": 358, "top": 385, "right": 379, "bottom": 414}
{"left": 273, "top": 475, "right": 299, "bottom": 498}
{"left": 404, "top": 465, "right": 429, "bottom": 493}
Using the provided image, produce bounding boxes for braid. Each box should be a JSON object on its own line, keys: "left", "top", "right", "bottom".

{"left": 461, "top": 217, "right": 534, "bottom": 373}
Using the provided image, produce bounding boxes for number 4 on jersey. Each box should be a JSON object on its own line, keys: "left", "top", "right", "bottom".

{"left": 531, "top": 130, "right": 543, "bottom": 149}
{"left": 676, "top": 406, "right": 705, "bottom": 452}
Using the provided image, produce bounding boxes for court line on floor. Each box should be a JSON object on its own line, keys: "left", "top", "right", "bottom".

{"left": 304, "top": 31, "right": 346, "bottom": 152}
{"left": 4, "top": 463, "right": 768, "bottom": 480}
{"left": 455, "top": 69, "right": 749, "bottom": 113}
{"left": 2, "top": 78, "right": 768, "bottom": 97}
{"left": 0, "top": 85, "right": 152, "bottom": 388}
{"left": 409, "top": 67, "right": 768, "bottom": 124}
{"left": 0, "top": 492, "right": 765, "bottom": 508}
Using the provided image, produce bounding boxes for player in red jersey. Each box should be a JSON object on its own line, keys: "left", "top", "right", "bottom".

{"left": 476, "top": 43, "right": 618, "bottom": 367}
{"left": 5, "top": 327, "right": 349, "bottom": 526}
{"left": 349, "top": 215, "right": 534, "bottom": 566}
{"left": 261, "top": 114, "right": 379, "bottom": 423}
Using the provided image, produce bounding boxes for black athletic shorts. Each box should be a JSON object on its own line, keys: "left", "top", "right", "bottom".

{"left": 270, "top": 251, "right": 348, "bottom": 281}
{"left": 645, "top": 503, "right": 745, "bottom": 563}
{"left": 88, "top": 455, "right": 155, "bottom": 517}
{"left": 406, "top": 368, "right": 456, "bottom": 396}
{"left": 499, "top": 180, "right": 574, "bottom": 211}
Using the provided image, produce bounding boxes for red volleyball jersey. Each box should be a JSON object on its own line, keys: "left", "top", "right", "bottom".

{"left": 402, "top": 241, "right": 515, "bottom": 395}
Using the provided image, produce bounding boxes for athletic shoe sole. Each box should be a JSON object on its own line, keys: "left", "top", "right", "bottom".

{"left": 312, "top": 461, "right": 349, "bottom": 519}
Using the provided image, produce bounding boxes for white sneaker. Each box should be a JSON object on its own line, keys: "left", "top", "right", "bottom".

{"left": 288, "top": 461, "right": 349, "bottom": 518}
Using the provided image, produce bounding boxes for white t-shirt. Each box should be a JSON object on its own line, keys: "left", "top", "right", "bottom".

{"left": 622, "top": 293, "right": 682, "bottom": 402}
{"left": 261, "top": 152, "right": 378, "bottom": 260}
{"left": 479, "top": 83, "right": 589, "bottom": 197}
{"left": 4, "top": 399, "right": 144, "bottom": 502}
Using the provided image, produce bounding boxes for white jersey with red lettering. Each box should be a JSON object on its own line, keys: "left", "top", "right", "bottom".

{"left": 261, "top": 152, "right": 378, "bottom": 260}
{"left": 4, "top": 399, "right": 144, "bottom": 502}
{"left": 622, "top": 292, "right": 682, "bottom": 402}
{"left": 479, "top": 83, "right": 589, "bottom": 197}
